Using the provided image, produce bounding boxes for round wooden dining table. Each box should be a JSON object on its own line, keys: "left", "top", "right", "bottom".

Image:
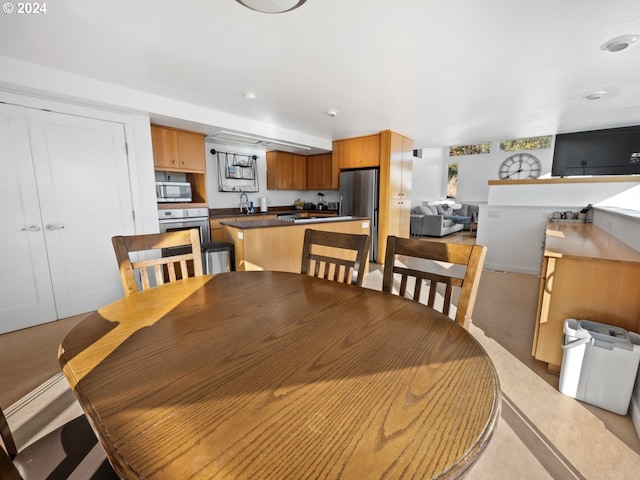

{"left": 59, "top": 271, "right": 500, "bottom": 480}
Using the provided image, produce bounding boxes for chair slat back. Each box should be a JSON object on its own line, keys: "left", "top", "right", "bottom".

{"left": 112, "top": 229, "right": 203, "bottom": 296}
{"left": 301, "top": 229, "right": 371, "bottom": 286}
{"left": 382, "top": 236, "right": 487, "bottom": 329}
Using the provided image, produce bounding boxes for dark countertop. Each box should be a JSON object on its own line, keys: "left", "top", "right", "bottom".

{"left": 221, "top": 216, "right": 369, "bottom": 230}
{"left": 209, "top": 207, "right": 338, "bottom": 219}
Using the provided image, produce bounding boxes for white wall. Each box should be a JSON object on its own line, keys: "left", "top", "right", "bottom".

{"left": 453, "top": 140, "right": 555, "bottom": 203}
{"left": 410, "top": 147, "right": 447, "bottom": 207}
{"left": 205, "top": 141, "right": 340, "bottom": 211}
{"left": 592, "top": 207, "right": 640, "bottom": 252}
{"left": 0, "top": 55, "right": 332, "bottom": 152}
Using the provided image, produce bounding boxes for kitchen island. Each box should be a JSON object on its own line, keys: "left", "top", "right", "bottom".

{"left": 222, "top": 216, "right": 371, "bottom": 273}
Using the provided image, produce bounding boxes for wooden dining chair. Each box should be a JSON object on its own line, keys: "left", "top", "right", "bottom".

{"left": 0, "top": 407, "right": 118, "bottom": 479}
{"left": 382, "top": 236, "right": 487, "bottom": 329}
{"left": 112, "top": 228, "right": 203, "bottom": 296}
{"left": 300, "top": 229, "right": 371, "bottom": 286}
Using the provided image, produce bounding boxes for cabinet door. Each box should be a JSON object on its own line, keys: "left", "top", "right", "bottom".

{"left": 151, "top": 126, "right": 205, "bottom": 173}
{"left": 292, "top": 154, "right": 307, "bottom": 190}
{"left": 335, "top": 134, "right": 381, "bottom": 169}
{"left": 321, "top": 154, "right": 334, "bottom": 189}
{"left": 176, "top": 130, "right": 205, "bottom": 172}
{"left": 401, "top": 136, "right": 413, "bottom": 196}
{"left": 277, "top": 152, "right": 294, "bottom": 189}
{"left": 151, "top": 125, "right": 179, "bottom": 170}
{"left": 306, "top": 154, "right": 322, "bottom": 190}
{"left": 27, "top": 109, "right": 135, "bottom": 319}
{"left": 0, "top": 104, "right": 56, "bottom": 333}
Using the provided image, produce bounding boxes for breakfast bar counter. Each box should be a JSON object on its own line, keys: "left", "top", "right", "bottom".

{"left": 221, "top": 216, "right": 372, "bottom": 272}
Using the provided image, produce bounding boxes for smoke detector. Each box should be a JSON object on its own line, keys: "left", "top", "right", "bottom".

{"left": 600, "top": 34, "right": 639, "bottom": 52}
{"left": 584, "top": 91, "right": 608, "bottom": 100}
{"left": 325, "top": 110, "right": 339, "bottom": 118}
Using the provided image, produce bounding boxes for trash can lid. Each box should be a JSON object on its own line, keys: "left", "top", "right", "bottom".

{"left": 201, "top": 241, "right": 233, "bottom": 252}
{"left": 578, "top": 320, "right": 634, "bottom": 351}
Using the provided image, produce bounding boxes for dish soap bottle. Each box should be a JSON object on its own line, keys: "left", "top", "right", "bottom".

{"left": 249, "top": 201, "right": 254, "bottom": 214}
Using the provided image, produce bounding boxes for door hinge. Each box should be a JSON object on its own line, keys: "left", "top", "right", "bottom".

{"left": 125, "top": 143, "right": 129, "bottom": 154}
{"left": 132, "top": 210, "right": 136, "bottom": 221}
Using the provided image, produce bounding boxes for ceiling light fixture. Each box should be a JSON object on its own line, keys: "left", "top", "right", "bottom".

{"left": 600, "top": 34, "right": 639, "bottom": 52}
{"left": 325, "top": 110, "right": 339, "bottom": 117}
{"left": 242, "top": 91, "right": 257, "bottom": 99}
{"left": 235, "top": 0, "right": 307, "bottom": 14}
{"left": 584, "top": 91, "right": 608, "bottom": 100}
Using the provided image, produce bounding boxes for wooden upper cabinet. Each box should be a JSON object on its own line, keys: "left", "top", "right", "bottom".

{"left": 151, "top": 125, "right": 205, "bottom": 173}
{"left": 334, "top": 133, "right": 381, "bottom": 169}
{"left": 307, "top": 153, "right": 336, "bottom": 190}
{"left": 267, "top": 151, "right": 309, "bottom": 190}
{"left": 292, "top": 154, "right": 307, "bottom": 190}
{"left": 387, "top": 132, "right": 413, "bottom": 198}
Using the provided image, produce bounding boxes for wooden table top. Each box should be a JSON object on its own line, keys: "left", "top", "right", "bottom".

{"left": 59, "top": 271, "right": 500, "bottom": 480}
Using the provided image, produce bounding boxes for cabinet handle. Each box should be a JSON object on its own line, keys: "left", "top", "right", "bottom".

{"left": 21, "top": 225, "right": 41, "bottom": 232}
{"left": 46, "top": 224, "right": 65, "bottom": 231}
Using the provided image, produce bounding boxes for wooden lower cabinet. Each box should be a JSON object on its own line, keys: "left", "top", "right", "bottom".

{"left": 532, "top": 223, "right": 640, "bottom": 371}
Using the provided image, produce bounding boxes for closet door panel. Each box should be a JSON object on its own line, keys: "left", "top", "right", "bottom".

{"left": 26, "top": 109, "right": 135, "bottom": 318}
{"left": 0, "top": 104, "right": 56, "bottom": 333}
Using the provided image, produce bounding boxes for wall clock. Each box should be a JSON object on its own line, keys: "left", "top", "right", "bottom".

{"left": 499, "top": 153, "right": 541, "bottom": 180}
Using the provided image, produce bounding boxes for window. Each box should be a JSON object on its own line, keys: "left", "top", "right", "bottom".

{"left": 447, "top": 162, "right": 458, "bottom": 198}
{"left": 500, "top": 136, "right": 551, "bottom": 151}
{"left": 449, "top": 143, "right": 491, "bottom": 156}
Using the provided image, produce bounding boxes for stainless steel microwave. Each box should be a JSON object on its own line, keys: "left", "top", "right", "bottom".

{"left": 156, "top": 181, "right": 192, "bottom": 202}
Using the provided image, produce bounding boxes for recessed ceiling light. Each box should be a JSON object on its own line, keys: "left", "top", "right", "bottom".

{"left": 584, "top": 91, "right": 608, "bottom": 100}
{"left": 236, "top": 0, "right": 307, "bottom": 14}
{"left": 325, "top": 110, "right": 339, "bottom": 117}
{"left": 242, "top": 92, "right": 257, "bottom": 99}
{"left": 600, "top": 34, "right": 639, "bottom": 52}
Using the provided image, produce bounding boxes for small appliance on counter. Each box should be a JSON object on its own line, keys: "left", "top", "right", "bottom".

{"left": 156, "top": 181, "right": 192, "bottom": 203}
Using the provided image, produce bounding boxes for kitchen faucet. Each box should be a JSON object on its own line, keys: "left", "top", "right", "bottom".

{"left": 239, "top": 193, "right": 249, "bottom": 214}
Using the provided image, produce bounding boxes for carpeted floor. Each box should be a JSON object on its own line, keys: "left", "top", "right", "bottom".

{"left": 4, "top": 262, "right": 640, "bottom": 478}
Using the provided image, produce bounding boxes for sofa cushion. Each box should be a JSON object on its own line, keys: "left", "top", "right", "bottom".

{"left": 442, "top": 219, "right": 456, "bottom": 227}
{"left": 454, "top": 204, "right": 469, "bottom": 216}
{"left": 417, "top": 205, "right": 439, "bottom": 215}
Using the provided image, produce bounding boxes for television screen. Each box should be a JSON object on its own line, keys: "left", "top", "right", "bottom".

{"left": 552, "top": 125, "right": 640, "bottom": 177}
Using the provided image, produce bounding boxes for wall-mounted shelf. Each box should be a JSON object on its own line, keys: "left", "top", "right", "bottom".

{"left": 214, "top": 149, "right": 259, "bottom": 192}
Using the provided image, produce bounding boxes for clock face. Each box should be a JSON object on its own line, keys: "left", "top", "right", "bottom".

{"left": 499, "top": 153, "right": 541, "bottom": 180}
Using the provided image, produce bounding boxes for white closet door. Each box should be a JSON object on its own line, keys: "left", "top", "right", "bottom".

{"left": 0, "top": 104, "right": 57, "bottom": 333}
{"left": 26, "top": 109, "right": 135, "bottom": 319}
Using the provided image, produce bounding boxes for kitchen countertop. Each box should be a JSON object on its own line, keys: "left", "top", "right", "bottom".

{"left": 221, "top": 216, "right": 369, "bottom": 229}
{"left": 544, "top": 222, "right": 640, "bottom": 262}
{"left": 209, "top": 207, "right": 338, "bottom": 219}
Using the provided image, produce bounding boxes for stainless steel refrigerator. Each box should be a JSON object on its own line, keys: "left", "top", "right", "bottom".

{"left": 339, "top": 168, "right": 379, "bottom": 262}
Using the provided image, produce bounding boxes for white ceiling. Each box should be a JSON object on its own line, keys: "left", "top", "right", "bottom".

{"left": 1, "top": 0, "right": 639, "bottom": 150}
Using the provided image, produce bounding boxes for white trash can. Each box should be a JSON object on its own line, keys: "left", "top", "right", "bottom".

{"left": 559, "top": 318, "right": 640, "bottom": 415}
{"left": 631, "top": 367, "right": 640, "bottom": 439}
